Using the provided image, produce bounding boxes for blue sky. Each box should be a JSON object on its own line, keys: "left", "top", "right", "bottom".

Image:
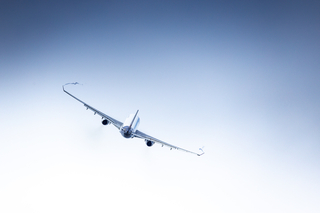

{"left": 1, "top": 1, "right": 320, "bottom": 212}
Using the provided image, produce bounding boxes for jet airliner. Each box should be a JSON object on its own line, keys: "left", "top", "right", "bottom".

{"left": 63, "top": 83, "right": 204, "bottom": 156}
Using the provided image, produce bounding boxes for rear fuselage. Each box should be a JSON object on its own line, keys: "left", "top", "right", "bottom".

{"left": 120, "top": 110, "right": 140, "bottom": 138}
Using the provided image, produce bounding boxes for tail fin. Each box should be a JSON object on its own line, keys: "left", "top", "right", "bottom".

{"left": 129, "top": 110, "right": 139, "bottom": 128}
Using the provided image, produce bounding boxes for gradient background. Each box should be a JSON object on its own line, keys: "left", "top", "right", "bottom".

{"left": 1, "top": 1, "right": 319, "bottom": 212}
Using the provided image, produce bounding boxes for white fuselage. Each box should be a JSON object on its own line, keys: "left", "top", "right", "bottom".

{"left": 120, "top": 111, "right": 140, "bottom": 138}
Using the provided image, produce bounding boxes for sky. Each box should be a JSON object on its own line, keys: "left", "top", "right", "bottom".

{"left": 1, "top": 0, "right": 320, "bottom": 212}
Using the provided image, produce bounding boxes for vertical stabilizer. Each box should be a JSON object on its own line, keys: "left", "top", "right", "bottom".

{"left": 129, "top": 110, "right": 139, "bottom": 129}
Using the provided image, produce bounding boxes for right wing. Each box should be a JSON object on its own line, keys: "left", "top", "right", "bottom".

{"left": 134, "top": 130, "right": 205, "bottom": 156}
{"left": 63, "top": 85, "right": 123, "bottom": 129}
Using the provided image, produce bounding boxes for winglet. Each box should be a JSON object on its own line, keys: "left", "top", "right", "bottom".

{"left": 197, "top": 147, "right": 205, "bottom": 156}
{"left": 62, "top": 82, "right": 82, "bottom": 93}
{"left": 63, "top": 82, "right": 81, "bottom": 90}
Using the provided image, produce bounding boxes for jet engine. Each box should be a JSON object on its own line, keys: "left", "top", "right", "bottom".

{"left": 102, "top": 119, "right": 110, "bottom": 125}
{"left": 145, "top": 139, "right": 155, "bottom": 147}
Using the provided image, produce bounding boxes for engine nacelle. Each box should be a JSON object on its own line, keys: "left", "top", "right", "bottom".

{"left": 145, "top": 139, "right": 155, "bottom": 147}
{"left": 102, "top": 119, "right": 110, "bottom": 125}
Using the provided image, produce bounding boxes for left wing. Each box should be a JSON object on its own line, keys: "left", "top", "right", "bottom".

{"left": 134, "top": 130, "right": 204, "bottom": 156}
{"left": 62, "top": 85, "right": 123, "bottom": 129}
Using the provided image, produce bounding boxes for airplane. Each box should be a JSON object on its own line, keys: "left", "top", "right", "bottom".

{"left": 63, "top": 83, "right": 204, "bottom": 156}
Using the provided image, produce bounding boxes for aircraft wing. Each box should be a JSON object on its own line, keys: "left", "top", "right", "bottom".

{"left": 133, "top": 130, "right": 204, "bottom": 156}
{"left": 63, "top": 85, "right": 123, "bottom": 129}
